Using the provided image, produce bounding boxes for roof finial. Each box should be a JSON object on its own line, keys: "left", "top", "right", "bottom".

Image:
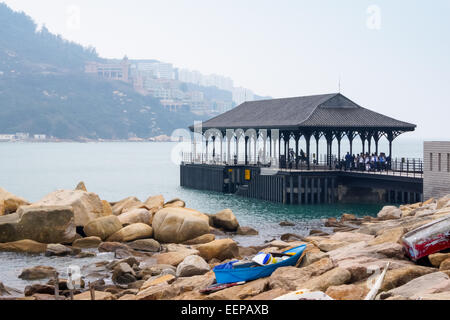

{"left": 338, "top": 75, "right": 341, "bottom": 93}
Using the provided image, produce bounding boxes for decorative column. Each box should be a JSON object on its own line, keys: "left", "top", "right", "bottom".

{"left": 325, "top": 132, "right": 333, "bottom": 169}
{"left": 278, "top": 134, "right": 282, "bottom": 167}
{"left": 191, "top": 133, "right": 196, "bottom": 163}
{"left": 374, "top": 131, "right": 380, "bottom": 155}
{"left": 262, "top": 131, "right": 267, "bottom": 164}
{"left": 295, "top": 133, "right": 300, "bottom": 169}
{"left": 220, "top": 134, "right": 223, "bottom": 163}
{"left": 227, "top": 135, "right": 231, "bottom": 165}
{"left": 235, "top": 135, "right": 239, "bottom": 164}
{"left": 314, "top": 132, "right": 321, "bottom": 165}
{"left": 347, "top": 131, "right": 355, "bottom": 156}
{"left": 245, "top": 136, "right": 249, "bottom": 165}
{"left": 387, "top": 131, "right": 394, "bottom": 159}
{"left": 254, "top": 133, "right": 257, "bottom": 165}
{"left": 360, "top": 132, "right": 367, "bottom": 155}
{"left": 305, "top": 133, "right": 311, "bottom": 170}
{"left": 205, "top": 135, "right": 209, "bottom": 163}
{"left": 269, "top": 132, "right": 272, "bottom": 160}
{"left": 337, "top": 134, "right": 342, "bottom": 163}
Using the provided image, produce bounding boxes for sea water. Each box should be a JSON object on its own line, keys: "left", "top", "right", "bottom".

{"left": 0, "top": 138, "right": 423, "bottom": 290}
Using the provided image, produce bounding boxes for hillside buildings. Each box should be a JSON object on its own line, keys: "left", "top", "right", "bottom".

{"left": 0, "top": 133, "right": 47, "bottom": 142}
{"left": 85, "top": 57, "right": 130, "bottom": 82}
{"left": 85, "top": 57, "right": 259, "bottom": 116}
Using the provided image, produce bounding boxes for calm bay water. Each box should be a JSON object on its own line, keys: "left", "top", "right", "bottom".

{"left": 0, "top": 138, "right": 423, "bottom": 291}
{"left": 0, "top": 138, "right": 423, "bottom": 241}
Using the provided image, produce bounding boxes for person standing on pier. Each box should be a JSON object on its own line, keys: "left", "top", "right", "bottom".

{"left": 345, "top": 152, "right": 352, "bottom": 170}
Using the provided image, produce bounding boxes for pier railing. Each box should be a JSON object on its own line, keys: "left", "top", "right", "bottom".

{"left": 181, "top": 153, "right": 423, "bottom": 178}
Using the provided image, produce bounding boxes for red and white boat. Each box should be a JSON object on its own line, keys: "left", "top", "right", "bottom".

{"left": 402, "top": 215, "right": 450, "bottom": 261}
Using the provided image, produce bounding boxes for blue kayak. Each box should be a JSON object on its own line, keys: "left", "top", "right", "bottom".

{"left": 213, "top": 245, "right": 307, "bottom": 284}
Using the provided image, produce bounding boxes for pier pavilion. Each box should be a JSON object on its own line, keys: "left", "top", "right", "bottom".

{"left": 181, "top": 93, "right": 423, "bottom": 205}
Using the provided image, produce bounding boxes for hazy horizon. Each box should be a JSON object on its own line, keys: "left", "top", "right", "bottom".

{"left": 2, "top": 0, "right": 449, "bottom": 140}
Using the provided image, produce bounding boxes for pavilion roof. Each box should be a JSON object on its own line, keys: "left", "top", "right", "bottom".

{"left": 194, "top": 93, "right": 416, "bottom": 132}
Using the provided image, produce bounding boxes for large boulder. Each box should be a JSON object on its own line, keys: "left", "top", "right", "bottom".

{"left": 45, "top": 244, "right": 73, "bottom": 257}
{"left": 83, "top": 216, "right": 123, "bottom": 241}
{"left": 101, "top": 200, "right": 113, "bottom": 216}
{"left": 196, "top": 239, "right": 240, "bottom": 262}
{"left": 325, "top": 284, "right": 369, "bottom": 300}
{"left": 183, "top": 234, "right": 215, "bottom": 245}
{"left": 107, "top": 223, "right": 153, "bottom": 242}
{"left": 380, "top": 272, "right": 450, "bottom": 300}
{"left": 19, "top": 266, "right": 57, "bottom": 280}
{"left": 369, "top": 227, "right": 407, "bottom": 246}
{"left": 24, "top": 284, "right": 55, "bottom": 297}
{"left": 0, "top": 188, "right": 29, "bottom": 215}
{"left": 380, "top": 266, "right": 435, "bottom": 291}
{"left": 205, "top": 278, "right": 269, "bottom": 300}
{"left": 300, "top": 267, "right": 351, "bottom": 292}
{"left": 118, "top": 208, "right": 151, "bottom": 226}
{"left": 112, "top": 197, "right": 143, "bottom": 216}
{"left": 163, "top": 198, "right": 186, "bottom": 208}
{"left": 72, "top": 236, "right": 102, "bottom": 249}
{"left": 31, "top": 190, "right": 106, "bottom": 227}
{"left": 128, "top": 239, "right": 161, "bottom": 252}
{"left": 144, "top": 195, "right": 165, "bottom": 211}
{"left": 436, "top": 195, "right": 450, "bottom": 210}
{"left": 176, "top": 255, "right": 210, "bottom": 277}
{"left": 377, "top": 206, "right": 402, "bottom": 220}
{"left": 269, "top": 258, "right": 336, "bottom": 291}
{"left": 0, "top": 240, "right": 47, "bottom": 254}
{"left": 152, "top": 207, "right": 210, "bottom": 243}
{"left": 0, "top": 206, "right": 76, "bottom": 244}
{"left": 236, "top": 226, "right": 259, "bottom": 236}
{"left": 112, "top": 263, "right": 137, "bottom": 285}
{"left": 210, "top": 209, "right": 239, "bottom": 231}
{"left": 156, "top": 249, "right": 199, "bottom": 267}
{"left": 73, "top": 291, "right": 113, "bottom": 301}
{"left": 75, "top": 182, "right": 87, "bottom": 192}
{"left": 440, "top": 258, "right": 450, "bottom": 271}
{"left": 429, "top": 253, "right": 450, "bottom": 267}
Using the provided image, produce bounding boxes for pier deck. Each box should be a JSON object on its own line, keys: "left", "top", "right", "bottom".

{"left": 180, "top": 163, "right": 423, "bottom": 205}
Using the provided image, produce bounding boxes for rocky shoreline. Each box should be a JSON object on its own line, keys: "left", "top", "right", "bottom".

{"left": 0, "top": 184, "right": 449, "bottom": 300}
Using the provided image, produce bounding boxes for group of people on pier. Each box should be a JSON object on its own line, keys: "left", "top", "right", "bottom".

{"left": 283, "top": 149, "right": 391, "bottom": 172}
{"left": 341, "top": 152, "right": 391, "bottom": 172}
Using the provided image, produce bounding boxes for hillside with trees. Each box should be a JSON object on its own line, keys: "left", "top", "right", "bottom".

{"left": 0, "top": 3, "right": 204, "bottom": 140}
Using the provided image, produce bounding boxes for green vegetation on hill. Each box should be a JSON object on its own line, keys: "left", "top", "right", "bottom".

{"left": 0, "top": 72, "right": 203, "bottom": 139}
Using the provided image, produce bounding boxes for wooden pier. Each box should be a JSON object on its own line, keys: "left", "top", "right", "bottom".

{"left": 182, "top": 93, "right": 421, "bottom": 205}
{"left": 180, "top": 163, "right": 423, "bottom": 205}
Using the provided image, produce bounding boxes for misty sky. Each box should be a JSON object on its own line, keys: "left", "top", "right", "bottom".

{"left": 3, "top": 0, "right": 450, "bottom": 140}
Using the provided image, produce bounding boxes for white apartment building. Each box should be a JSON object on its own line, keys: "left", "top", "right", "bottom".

{"left": 0, "top": 134, "right": 15, "bottom": 142}
{"left": 137, "top": 62, "right": 175, "bottom": 80}
{"left": 178, "top": 69, "right": 234, "bottom": 92}
{"left": 15, "top": 132, "right": 29, "bottom": 140}
{"left": 34, "top": 134, "right": 47, "bottom": 140}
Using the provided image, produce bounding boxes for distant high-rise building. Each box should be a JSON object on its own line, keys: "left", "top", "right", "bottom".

{"left": 137, "top": 62, "right": 174, "bottom": 80}
{"left": 178, "top": 69, "right": 233, "bottom": 92}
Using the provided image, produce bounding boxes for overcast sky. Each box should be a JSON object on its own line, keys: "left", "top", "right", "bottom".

{"left": 3, "top": 0, "right": 450, "bottom": 139}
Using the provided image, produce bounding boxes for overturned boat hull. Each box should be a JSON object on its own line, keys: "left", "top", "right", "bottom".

{"left": 402, "top": 216, "right": 450, "bottom": 261}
